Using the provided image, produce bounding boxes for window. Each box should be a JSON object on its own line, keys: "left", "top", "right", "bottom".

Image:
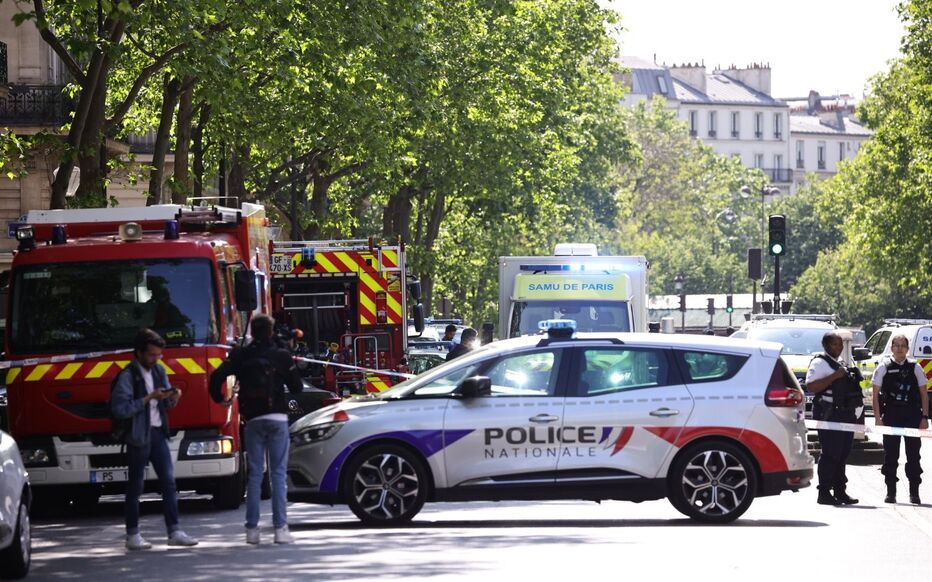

{"left": 678, "top": 351, "right": 748, "bottom": 383}
{"left": 796, "top": 141, "right": 805, "bottom": 169}
{"left": 773, "top": 113, "right": 782, "bottom": 139}
{"left": 754, "top": 154, "right": 764, "bottom": 168}
{"left": 410, "top": 361, "right": 486, "bottom": 397}
{"left": 731, "top": 111, "right": 740, "bottom": 138}
{"left": 689, "top": 111, "right": 698, "bottom": 136}
{"left": 754, "top": 112, "right": 763, "bottom": 138}
{"left": 817, "top": 141, "right": 826, "bottom": 169}
{"left": 485, "top": 350, "right": 562, "bottom": 397}
{"left": 708, "top": 111, "right": 717, "bottom": 137}
{"left": 657, "top": 76, "right": 668, "bottom": 95}
{"left": 774, "top": 154, "right": 783, "bottom": 170}
{"left": 865, "top": 331, "right": 892, "bottom": 356}
{"left": 839, "top": 142, "right": 845, "bottom": 162}
{"left": 577, "top": 348, "right": 672, "bottom": 395}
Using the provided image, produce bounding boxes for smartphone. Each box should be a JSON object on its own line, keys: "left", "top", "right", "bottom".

{"left": 160, "top": 386, "right": 177, "bottom": 393}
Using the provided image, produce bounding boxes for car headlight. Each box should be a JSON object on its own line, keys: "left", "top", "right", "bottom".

{"left": 291, "top": 422, "right": 344, "bottom": 447}
{"left": 21, "top": 447, "right": 53, "bottom": 467}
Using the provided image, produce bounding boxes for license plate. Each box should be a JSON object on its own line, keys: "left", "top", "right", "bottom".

{"left": 90, "top": 469, "right": 129, "bottom": 483}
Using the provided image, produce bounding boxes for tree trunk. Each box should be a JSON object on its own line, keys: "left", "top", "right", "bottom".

{"left": 147, "top": 75, "right": 181, "bottom": 205}
{"left": 73, "top": 70, "right": 108, "bottom": 205}
{"left": 171, "top": 77, "right": 196, "bottom": 204}
{"left": 382, "top": 185, "right": 414, "bottom": 241}
{"left": 191, "top": 103, "right": 210, "bottom": 199}
{"left": 303, "top": 170, "right": 332, "bottom": 240}
{"left": 227, "top": 145, "right": 250, "bottom": 204}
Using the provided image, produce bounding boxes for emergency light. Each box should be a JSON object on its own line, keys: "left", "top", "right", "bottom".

{"left": 51, "top": 224, "right": 68, "bottom": 245}
{"left": 164, "top": 219, "right": 180, "bottom": 240}
{"left": 539, "top": 319, "right": 577, "bottom": 339}
{"left": 15, "top": 225, "right": 35, "bottom": 252}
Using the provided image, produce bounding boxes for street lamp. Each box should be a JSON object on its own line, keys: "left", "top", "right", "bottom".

{"left": 674, "top": 273, "right": 685, "bottom": 332}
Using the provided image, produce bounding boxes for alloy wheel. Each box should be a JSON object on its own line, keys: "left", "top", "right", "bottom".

{"left": 680, "top": 449, "right": 750, "bottom": 517}
{"left": 351, "top": 452, "right": 422, "bottom": 521}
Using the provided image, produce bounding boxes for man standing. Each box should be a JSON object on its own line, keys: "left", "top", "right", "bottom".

{"left": 210, "top": 314, "right": 303, "bottom": 544}
{"left": 873, "top": 334, "right": 929, "bottom": 504}
{"left": 446, "top": 327, "right": 478, "bottom": 361}
{"left": 111, "top": 329, "right": 199, "bottom": 550}
{"left": 805, "top": 331, "right": 860, "bottom": 506}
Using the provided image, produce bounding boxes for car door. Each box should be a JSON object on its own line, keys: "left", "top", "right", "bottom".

{"left": 440, "top": 346, "right": 570, "bottom": 491}
{"left": 556, "top": 344, "right": 693, "bottom": 483}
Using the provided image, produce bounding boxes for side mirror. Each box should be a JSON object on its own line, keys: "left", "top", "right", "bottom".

{"left": 413, "top": 303, "right": 425, "bottom": 333}
{"left": 480, "top": 322, "right": 494, "bottom": 345}
{"left": 233, "top": 270, "right": 258, "bottom": 312}
{"left": 407, "top": 280, "right": 422, "bottom": 303}
{"left": 852, "top": 347, "right": 871, "bottom": 361}
{"left": 459, "top": 376, "right": 491, "bottom": 398}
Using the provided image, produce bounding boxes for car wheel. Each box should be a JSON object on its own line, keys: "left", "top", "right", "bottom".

{"left": 668, "top": 440, "right": 757, "bottom": 524}
{"left": 0, "top": 496, "right": 31, "bottom": 579}
{"left": 343, "top": 444, "right": 428, "bottom": 526}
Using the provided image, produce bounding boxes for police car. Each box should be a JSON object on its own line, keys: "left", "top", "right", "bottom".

{"left": 287, "top": 321, "right": 812, "bottom": 524}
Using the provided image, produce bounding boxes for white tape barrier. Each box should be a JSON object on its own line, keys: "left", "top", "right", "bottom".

{"left": 805, "top": 419, "right": 932, "bottom": 439}
{"left": 292, "top": 355, "right": 416, "bottom": 381}
{"left": 0, "top": 343, "right": 231, "bottom": 371}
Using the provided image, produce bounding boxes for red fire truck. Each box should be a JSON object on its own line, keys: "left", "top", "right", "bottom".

{"left": 4, "top": 203, "right": 270, "bottom": 510}
{"left": 269, "top": 239, "right": 424, "bottom": 396}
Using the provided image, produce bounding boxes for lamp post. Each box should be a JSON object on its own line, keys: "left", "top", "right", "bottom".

{"left": 674, "top": 273, "right": 685, "bottom": 332}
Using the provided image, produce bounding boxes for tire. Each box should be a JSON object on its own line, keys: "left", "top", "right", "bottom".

{"left": 668, "top": 439, "right": 757, "bottom": 524}
{"left": 213, "top": 453, "right": 246, "bottom": 510}
{"left": 342, "top": 444, "right": 429, "bottom": 526}
{"left": 0, "top": 496, "right": 31, "bottom": 579}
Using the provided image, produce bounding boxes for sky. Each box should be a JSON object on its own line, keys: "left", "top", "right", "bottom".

{"left": 605, "top": 0, "right": 906, "bottom": 98}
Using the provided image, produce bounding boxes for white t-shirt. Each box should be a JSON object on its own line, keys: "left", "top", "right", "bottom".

{"left": 871, "top": 358, "right": 928, "bottom": 389}
{"left": 140, "top": 366, "right": 162, "bottom": 428}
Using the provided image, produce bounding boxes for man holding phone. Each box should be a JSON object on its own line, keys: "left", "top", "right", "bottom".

{"left": 111, "top": 328, "right": 198, "bottom": 550}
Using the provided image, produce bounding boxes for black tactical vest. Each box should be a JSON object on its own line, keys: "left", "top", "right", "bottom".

{"left": 880, "top": 358, "right": 920, "bottom": 408}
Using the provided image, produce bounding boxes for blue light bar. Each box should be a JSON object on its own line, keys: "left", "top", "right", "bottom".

{"left": 164, "top": 219, "right": 180, "bottom": 240}
{"left": 519, "top": 264, "right": 570, "bottom": 272}
{"left": 51, "top": 224, "right": 68, "bottom": 245}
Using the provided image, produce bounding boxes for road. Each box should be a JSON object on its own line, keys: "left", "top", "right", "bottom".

{"left": 27, "top": 438, "right": 932, "bottom": 580}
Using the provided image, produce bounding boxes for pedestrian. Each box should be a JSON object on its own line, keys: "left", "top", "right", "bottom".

{"left": 110, "top": 328, "right": 199, "bottom": 550}
{"left": 442, "top": 324, "right": 457, "bottom": 343}
{"left": 209, "top": 314, "right": 303, "bottom": 544}
{"left": 446, "top": 327, "right": 478, "bottom": 361}
{"left": 806, "top": 331, "right": 861, "bottom": 506}
{"left": 872, "top": 334, "right": 929, "bottom": 504}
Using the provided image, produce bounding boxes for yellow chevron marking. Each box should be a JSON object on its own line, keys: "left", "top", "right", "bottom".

{"left": 208, "top": 358, "right": 224, "bottom": 370}
{"left": 86, "top": 361, "right": 113, "bottom": 379}
{"left": 316, "top": 252, "right": 341, "bottom": 273}
{"left": 6, "top": 368, "right": 20, "bottom": 384}
{"left": 25, "top": 364, "right": 52, "bottom": 382}
{"left": 176, "top": 358, "right": 206, "bottom": 374}
{"left": 158, "top": 360, "right": 175, "bottom": 375}
{"left": 55, "top": 363, "right": 83, "bottom": 381}
{"left": 382, "top": 250, "right": 398, "bottom": 266}
{"left": 359, "top": 312, "right": 373, "bottom": 325}
{"left": 386, "top": 293, "right": 403, "bottom": 323}
{"left": 367, "top": 376, "right": 390, "bottom": 392}
{"left": 115, "top": 360, "right": 129, "bottom": 369}
{"left": 333, "top": 252, "right": 359, "bottom": 273}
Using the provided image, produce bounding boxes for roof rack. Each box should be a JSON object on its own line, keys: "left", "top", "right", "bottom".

{"left": 750, "top": 313, "right": 836, "bottom": 322}
{"left": 883, "top": 319, "right": 932, "bottom": 326}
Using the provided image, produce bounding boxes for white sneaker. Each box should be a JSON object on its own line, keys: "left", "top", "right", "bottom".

{"left": 126, "top": 533, "right": 152, "bottom": 551}
{"left": 274, "top": 526, "right": 294, "bottom": 544}
{"left": 246, "top": 527, "right": 260, "bottom": 545}
{"left": 167, "top": 530, "right": 199, "bottom": 546}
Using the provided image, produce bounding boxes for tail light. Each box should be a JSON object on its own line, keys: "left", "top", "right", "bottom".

{"left": 322, "top": 396, "right": 342, "bottom": 408}
{"left": 765, "top": 362, "right": 804, "bottom": 407}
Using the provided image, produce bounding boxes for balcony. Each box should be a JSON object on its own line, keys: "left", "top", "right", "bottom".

{"left": 689, "top": 129, "right": 697, "bottom": 137}
{"left": 731, "top": 130, "right": 739, "bottom": 138}
{"left": 796, "top": 159, "right": 804, "bottom": 169}
{"left": 763, "top": 168, "right": 792, "bottom": 183}
{"left": 0, "top": 85, "right": 75, "bottom": 126}
{"left": 817, "top": 160, "right": 826, "bottom": 170}
{"left": 774, "top": 132, "right": 782, "bottom": 140}
{"left": 707, "top": 130, "right": 717, "bottom": 138}
{"left": 755, "top": 130, "right": 763, "bottom": 139}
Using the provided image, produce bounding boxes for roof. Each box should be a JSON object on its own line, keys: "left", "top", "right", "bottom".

{"left": 790, "top": 115, "right": 873, "bottom": 137}
{"left": 673, "top": 75, "right": 786, "bottom": 107}
{"left": 619, "top": 56, "right": 678, "bottom": 100}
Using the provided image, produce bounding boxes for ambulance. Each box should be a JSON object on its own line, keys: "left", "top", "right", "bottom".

{"left": 857, "top": 319, "right": 932, "bottom": 393}
{"left": 498, "top": 244, "right": 649, "bottom": 337}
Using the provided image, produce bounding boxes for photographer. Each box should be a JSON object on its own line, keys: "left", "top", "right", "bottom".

{"left": 806, "top": 331, "right": 861, "bottom": 506}
{"left": 872, "top": 334, "right": 928, "bottom": 504}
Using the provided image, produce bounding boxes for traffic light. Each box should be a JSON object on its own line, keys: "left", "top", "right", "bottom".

{"left": 678, "top": 293, "right": 686, "bottom": 312}
{"left": 706, "top": 297, "right": 715, "bottom": 315}
{"left": 725, "top": 294, "right": 734, "bottom": 313}
{"left": 768, "top": 214, "right": 786, "bottom": 256}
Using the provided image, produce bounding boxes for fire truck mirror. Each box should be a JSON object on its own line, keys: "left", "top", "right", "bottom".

{"left": 413, "top": 303, "right": 425, "bottom": 333}
{"left": 233, "top": 269, "right": 259, "bottom": 312}
{"left": 407, "top": 280, "right": 422, "bottom": 302}
{"left": 481, "top": 322, "right": 494, "bottom": 345}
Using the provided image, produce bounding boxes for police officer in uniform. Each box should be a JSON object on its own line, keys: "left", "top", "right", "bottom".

{"left": 806, "top": 331, "right": 861, "bottom": 506}
{"left": 872, "top": 334, "right": 929, "bottom": 504}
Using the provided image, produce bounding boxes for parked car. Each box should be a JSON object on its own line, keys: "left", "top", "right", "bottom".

{"left": 0, "top": 429, "right": 31, "bottom": 579}
{"left": 287, "top": 323, "right": 812, "bottom": 524}
{"left": 406, "top": 343, "right": 451, "bottom": 375}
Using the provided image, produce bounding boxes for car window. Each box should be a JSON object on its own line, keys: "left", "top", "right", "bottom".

{"left": 485, "top": 350, "right": 562, "bottom": 397}
{"left": 679, "top": 350, "right": 748, "bottom": 383}
{"left": 746, "top": 327, "right": 827, "bottom": 356}
{"left": 409, "top": 362, "right": 485, "bottom": 397}
{"left": 914, "top": 327, "right": 932, "bottom": 357}
{"left": 578, "top": 348, "right": 671, "bottom": 395}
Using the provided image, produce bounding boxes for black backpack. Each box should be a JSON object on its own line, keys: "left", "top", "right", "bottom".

{"left": 108, "top": 365, "right": 144, "bottom": 443}
{"left": 237, "top": 348, "right": 278, "bottom": 414}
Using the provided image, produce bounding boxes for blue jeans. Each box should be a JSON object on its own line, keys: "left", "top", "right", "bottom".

{"left": 245, "top": 418, "right": 290, "bottom": 529}
{"left": 125, "top": 427, "right": 179, "bottom": 535}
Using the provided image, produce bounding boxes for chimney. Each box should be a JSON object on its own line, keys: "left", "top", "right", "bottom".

{"left": 717, "top": 63, "right": 772, "bottom": 96}
{"left": 669, "top": 62, "right": 706, "bottom": 94}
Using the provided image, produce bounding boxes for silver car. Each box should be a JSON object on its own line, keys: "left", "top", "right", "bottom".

{"left": 0, "top": 429, "right": 31, "bottom": 579}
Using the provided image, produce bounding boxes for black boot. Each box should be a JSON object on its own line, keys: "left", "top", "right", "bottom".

{"left": 817, "top": 490, "right": 841, "bottom": 505}
{"left": 885, "top": 483, "right": 896, "bottom": 504}
{"left": 834, "top": 490, "right": 859, "bottom": 505}
{"left": 909, "top": 483, "right": 921, "bottom": 505}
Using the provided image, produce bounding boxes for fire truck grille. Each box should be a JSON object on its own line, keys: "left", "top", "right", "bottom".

{"left": 89, "top": 453, "right": 130, "bottom": 469}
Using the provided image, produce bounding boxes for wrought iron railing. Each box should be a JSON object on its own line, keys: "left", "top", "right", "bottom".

{"left": 0, "top": 85, "right": 75, "bottom": 125}
{"left": 763, "top": 168, "right": 793, "bottom": 182}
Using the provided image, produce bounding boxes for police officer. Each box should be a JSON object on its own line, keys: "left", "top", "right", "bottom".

{"left": 806, "top": 331, "right": 860, "bottom": 506}
{"left": 872, "top": 334, "right": 929, "bottom": 504}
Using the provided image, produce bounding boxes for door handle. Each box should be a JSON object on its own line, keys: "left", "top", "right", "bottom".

{"left": 529, "top": 414, "right": 560, "bottom": 423}
{"left": 649, "top": 408, "right": 680, "bottom": 417}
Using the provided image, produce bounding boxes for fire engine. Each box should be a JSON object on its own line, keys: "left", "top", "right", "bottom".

{"left": 269, "top": 239, "right": 424, "bottom": 396}
{"left": 4, "top": 202, "right": 270, "bottom": 510}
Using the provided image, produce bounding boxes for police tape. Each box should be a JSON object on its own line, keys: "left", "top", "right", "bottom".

{"left": 0, "top": 343, "right": 232, "bottom": 371}
{"left": 292, "top": 355, "right": 416, "bottom": 380}
{"left": 805, "top": 419, "right": 932, "bottom": 439}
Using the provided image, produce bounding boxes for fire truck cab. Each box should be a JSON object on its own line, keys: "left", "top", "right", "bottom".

{"left": 4, "top": 202, "right": 270, "bottom": 511}
{"left": 269, "top": 239, "right": 424, "bottom": 396}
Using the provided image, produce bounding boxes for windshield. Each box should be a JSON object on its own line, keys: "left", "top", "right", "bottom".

{"left": 746, "top": 327, "right": 828, "bottom": 356}
{"left": 511, "top": 300, "right": 631, "bottom": 337}
{"left": 10, "top": 259, "right": 218, "bottom": 353}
